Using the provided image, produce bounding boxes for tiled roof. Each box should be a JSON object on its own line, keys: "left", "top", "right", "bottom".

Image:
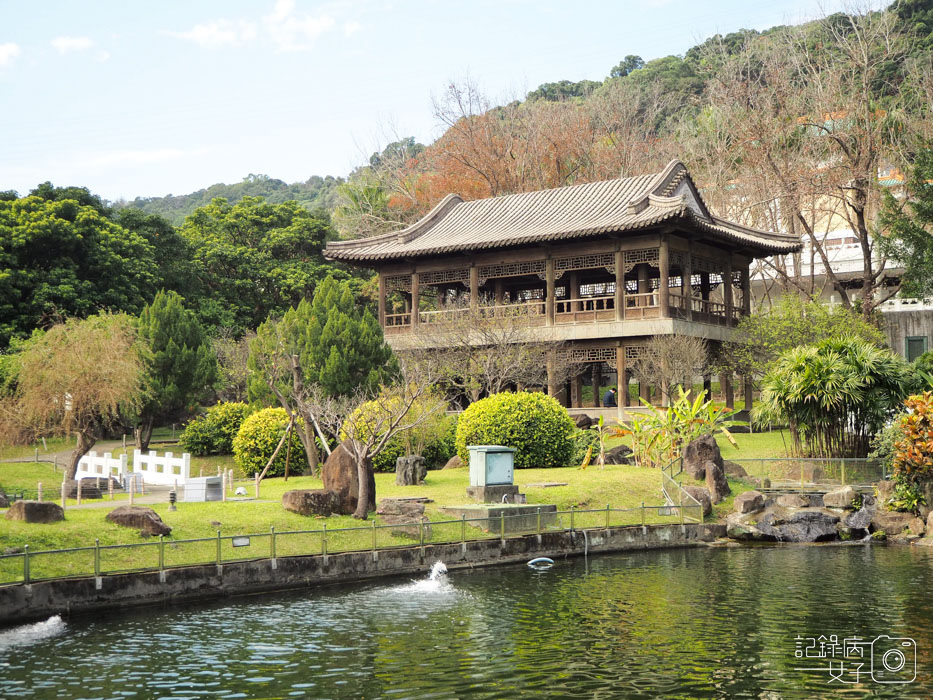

{"left": 325, "top": 160, "right": 801, "bottom": 262}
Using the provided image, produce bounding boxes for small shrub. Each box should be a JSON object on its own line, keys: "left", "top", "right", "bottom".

{"left": 892, "top": 392, "right": 933, "bottom": 482}
{"left": 372, "top": 439, "right": 406, "bottom": 473}
{"left": 423, "top": 415, "right": 457, "bottom": 469}
{"left": 571, "top": 428, "right": 600, "bottom": 467}
{"left": 179, "top": 401, "right": 252, "bottom": 456}
{"left": 455, "top": 392, "right": 575, "bottom": 468}
{"left": 233, "top": 407, "right": 307, "bottom": 478}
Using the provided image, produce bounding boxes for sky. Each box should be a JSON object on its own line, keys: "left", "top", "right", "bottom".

{"left": 0, "top": 0, "right": 848, "bottom": 202}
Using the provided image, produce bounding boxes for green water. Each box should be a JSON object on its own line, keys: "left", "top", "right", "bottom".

{"left": 1, "top": 544, "right": 931, "bottom": 699}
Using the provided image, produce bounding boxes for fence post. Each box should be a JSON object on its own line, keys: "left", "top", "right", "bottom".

{"left": 371, "top": 520, "right": 376, "bottom": 553}
{"left": 641, "top": 502, "right": 645, "bottom": 527}
{"left": 159, "top": 535, "right": 165, "bottom": 574}
{"left": 76, "top": 480, "right": 82, "bottom": 506}
{"left": 216, "top": 530, "right": 222, "bottom": 566}
{"left": 34, "top": 447, "right": 38, "bottom": 462}
{"left": 841, "top": 461, "right": 846, "bottom": 486}
{"left": 271, "top": 526, "right": 276, "bottom": 563}
{"left": 570, "top": 506, "right": 575, "bottom": 533}
{"left": 419, "top": 519, "right": 425, "bottom": 550}
{"left": 254, "top": 472, "right": 259, "bottom": 499}
{"left": 537, "top": 507, "right": 541, "bottom": 535}
{"left": 606, "top": 503, "right": 610, "bottom": 529}
{"left": 61, "top": 482, "right": 66, "bottom": 511}
{"left": 37, "top": 482, "right": 42, "bottom": 502}
{"left": 221, "top": 471, "right": 227, "bottom": 503}
{"left": 500, "top": 512, "right": 505, "bottom": 544}
{"left": 23, "top": 545, "right": 29, "bottom": 584}
{"left": 108, "top": 478, "right": 113, "bottom": 501}
{"left": 94, "top": 538, "right": 100, "bottom": 577}
{"left": 322, "top": 523, "right": 328, "bottom": 556}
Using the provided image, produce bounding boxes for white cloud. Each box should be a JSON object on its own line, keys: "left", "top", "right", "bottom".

{"left": 264, "top": 0, "right": 336, "bottom": 51}
{"left": 50, "top": 36, "right": 96, "bottom": 54}
{"left": 167, "top": 19, "right": 257, "bottom": 48}
{"left": 85, "top": 148, "right": 208, "bottom": 169}
{"left": 0, "top": 42, "right": 21, "bottom": 67}
{"left": 96, "top": 50, "right": 111, "bottom": 62}
{"left": 343, "top": 21, "right": 361, "bottom": 37}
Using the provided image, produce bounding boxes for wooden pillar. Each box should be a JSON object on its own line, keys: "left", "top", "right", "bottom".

{"left": 724, "top": 257, "right": 734, "bottom": 327}
{"left": 592, "top": 364, "right": 602, "bottom": 408}
{"left": 703, "top": 375, "right": 712, "bottom": 401}
{"left": 637, "top": 264, "right": 649, "bottom": 293}
{"left": 722, "top": 372, "right": 734, "bottom": 410}
{"left": 469, "top": 266, "right": 479, "bottom": 309}
{"left": 377, "top": 273, "right": 386, "bottom": 327}
{"left": 743, "top": 376, "right": 754, "bottom": 415}
{"left": 545, "top": 258, "right": 555, "bottom": 326}
{"left": 700, "top": 271, "right": 710, "bottom": 301}
{"left": 639, "top": 380, "right": 650, "bottom": 403}
{"left": 495, "top": 279, "right": 504, "bottom": 305}
{"left": 659, "top": 236, "right": 670, "bottom": 318}
{"left": 570, "top": 272, "right": 580, "bottom": 312}
{"left": 411, "top": 271, "right": 420, "bottom": 327}
{"left": 616, "top": 347, "right": 626, "bottom": 411}
{"left": 615, "top": 251, "right": 624, "bottom": 321}
{"left": 547, "top": 354, "right": 558, "bottom": 398}
{"left": 741, "top": 262, "right": 751, "bottom": 317}
{"left": 683, "top": 250, "right": 693, "bottom": 321}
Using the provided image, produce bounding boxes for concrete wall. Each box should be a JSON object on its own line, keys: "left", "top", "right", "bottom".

{"left": 883, "top": 308, "right": 933, "bottom": 358}
{"left": 0, "top": 523, "right": 725, "bottom": 627}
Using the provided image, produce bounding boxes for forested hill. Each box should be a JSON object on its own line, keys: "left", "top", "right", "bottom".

{"left": 117, "top": 173, "right": 343, "bottom": 225}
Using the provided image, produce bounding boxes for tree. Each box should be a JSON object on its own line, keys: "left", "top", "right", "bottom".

{"left": 248, "top": 276, "right": 397, "bottom": 472}
{"left": 0, "top": 193, "right": 157, "bottom": 349}
{"left": 878, "top": 145, "right": 933, "bottom": 299}
{"left": 135, "top": 291, "right": 217, "bottom": 450}
{"left": 179, "top": 196, "right": 355, "bottom": 336}
{"left": 630, "top": 335, "right": 709, "bottom": 402}
{"left": 114, "top": 208, "right": 199, "bottom": 302}
{"left": 0, "top": 313, "right": 145, "bottom": 479}
{"left": 609, "top": 55, "right": 644, "bottom": 79}
{"left": 213, "top": 329, "right": 255, "bottom": 402}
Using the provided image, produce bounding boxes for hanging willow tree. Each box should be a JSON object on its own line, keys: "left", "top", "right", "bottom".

{"left": 754, "top": 337, "right": 913, "bottom": 458}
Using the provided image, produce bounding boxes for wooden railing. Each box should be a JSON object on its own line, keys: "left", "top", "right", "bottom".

{"left": 623, "top": 292, "right": 659, "bottom": 320}
{"left": 419, "top": 300, "right": 546, "bottom": 325}
{"left": 555, "top": 295, "right": 615, "bottom": 323}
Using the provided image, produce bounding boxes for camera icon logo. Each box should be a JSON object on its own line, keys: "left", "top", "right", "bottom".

{"left": 870, "top": 636, "right": 916, "bottom": 684}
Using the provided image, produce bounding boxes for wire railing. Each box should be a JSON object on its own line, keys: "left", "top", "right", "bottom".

{"left": 0, "top": 502, "right": 696, "bottom": 587}
{"left": 727, "top": 458, "right": 887, "bottom": 488}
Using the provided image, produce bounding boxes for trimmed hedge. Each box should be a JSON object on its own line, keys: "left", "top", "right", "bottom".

{"left": 179, "top": 402, "right": 252, "bottom": 456}
{"left": 233, "top": 407, "right": 308, "bottom": 477}
{"left": 455, "top": 392, "right": 575, "bottom": 468}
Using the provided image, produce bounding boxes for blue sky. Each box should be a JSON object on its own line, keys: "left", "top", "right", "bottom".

{"left": 0, "top": 0, "right": 844, "bottom": 201}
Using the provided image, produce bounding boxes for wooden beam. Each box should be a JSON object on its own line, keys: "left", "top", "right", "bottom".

{"left": 659, "top": 236, "right": 670, "bottom": 318}
{"left": 377, "top": 273, "right": 386, "bottom": 327}
{"left": 545, "top": 258, "right": 555, "bottom": 326}
{"left": 411, "top": 271, "right": 420, "bottom": 327}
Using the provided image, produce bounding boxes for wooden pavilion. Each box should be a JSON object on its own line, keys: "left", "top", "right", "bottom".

{"left": 325, "top": 160, "right": 800, "bottom": 417}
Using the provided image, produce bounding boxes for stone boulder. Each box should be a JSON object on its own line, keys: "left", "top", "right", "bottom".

{"left": 823, "top": 485, "right": 858, "bottom": 509}
{"left": 573, "top": 414, "right": 593, "bottom": 429}
{"left": 800, "top": 464, "right": 824, "bottom": 483}
{"left": 757, "top": 507, "right": 840, "bottom": 542}
{"left": 874, "top": 480, "right": 895, "bottom": 507}
{"left": 604, "top": 444, "right": 634, "bottom": 465}
{"left": 734, "top": 490, "right": 765, "bottom": 515}
{"left": 725, "top": 513, "right": 773, "bottom": 541}
{"left": 682, "top": 485, "right": 712, "bottom": 517}
{"left": 683, "top": 434, "right": 723, "bottom": 481}
{"left": 443, "top": 455, "right": 463, "bottom": 470}
{"left": 105, "top": 505, "right": 171, "bottom": 536}
{"left": 706, "top": 458, "right": 731, "bottom": 505}
{"left": 395, "top": 455, "right": 427, "bottom": 486}
{"left": 871, "top": 510, "right": 925, "bottom": 537}
{"left": 322, "top": 442, "right": 376, "bottom": 515}
{"left": 5, "top": 500, "right": 64, "bottom": 523}
{"left": 776, "top": 494, "right": 809, "bottom": 509}
{"left": 842, "top": 506, "right": 874, "bottom": 532}
{"left": 377, "top": 498, "right": 430, "bottom": 539}
{"left": 723, "top": 460, "right": 748, "bottom": 478}
{"left": 927, "top": 510, "right": 933, "bottom": 534}
{"left": 62, "top": 478, "right": 105, "bottom": 500}
{"left": 282, "top": 489, "right": 341, "bottom": 517}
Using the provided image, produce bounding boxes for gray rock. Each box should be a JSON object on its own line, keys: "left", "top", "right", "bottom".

{"left": 282, "top": 489, "right": 341, "bottom": 517}
{"left": 800, "top": 465, "right": 824, "bottom": 483}
{"left": 5, "top": 500, "right": 64, "bottom": 523}
{"left": 871, "top": 511, "right": 925, "bottom": 537}
{"left": 874, "top": 480, "right": 895, "bottom": 507}
{"left": 823, "top": 485, "right": 857, "bottom": 509}
{"left": 843, "top": 507, "right": 873, "bottom": 531}
{"left": 604, "top": 444, "right": 633, "bottom": 465}
{"left": 377, "top": 498, "right": 429, "bottom": 539}
{"left": 927, "top": 510, "right": 933, "bottom": 533}
{"left": 395, "top": 455, "right": 427, "bottom": 486}
{"left": 105, "top": 505, "right": 171, "bottom": 536}
{"left": 757, "top": 507, "right": 840, "bottom": 542}
{"left": 776, "top": 494, "right": 809, "bottom": 508}
{"left": 442, "top": 455, "right": 463, "bottom": 470}
{"left": 322, "top": 442, "right": 375, "bottom": 515}
{"left": 682, "top": 485, "right": 712, "bottom": 517}
{"left": 723, "top": 460, "right": 748, "bottom": 478}
{"left": 62, "top": 478, "right": 106, "bottom": 500}
{"left": 683, "top": 435, "right": 722, "bottom": 481}
{"left": 705, "top": 458, "right": 731, "bottom": 505}
{"left": 746, "top": 476, "right": 771, "bottom": 490}
{"left": 573, "top": 414, "right": 593, "bottom": 429}
{"left": 725, "top": 513, "right": 774, "bottom": 541}
{"left": 735, "top": 490, "right": 765, "bottom": 514}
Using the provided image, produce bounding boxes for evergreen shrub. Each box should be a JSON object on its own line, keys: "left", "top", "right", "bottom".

{"left": 179, "top": 401, "right": 252, "bottom": 456}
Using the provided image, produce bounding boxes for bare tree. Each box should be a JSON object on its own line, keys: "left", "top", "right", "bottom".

{"left": 630, "top": 336, "right": 708, "bottom": 402}
{"left": 1, "top": 313, "right": 145, "bottom": 480}
{"left": 213, "top": 329, "right": 254, "bottom": 403}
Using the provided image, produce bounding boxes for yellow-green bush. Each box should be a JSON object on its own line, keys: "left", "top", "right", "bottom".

{"left": 233, "top": 407, "right": 308, "bottom": 477}
{"left": 180, "top": 401, "right": 252, "bottom": 456}
{"left": 455, "top": 392, "right": 574, "bottom": 468}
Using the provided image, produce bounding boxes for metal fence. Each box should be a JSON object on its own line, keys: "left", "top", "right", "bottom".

{"left": 727, "top": 458, "right": 887, "bottom": 489}
{"left": 660, "top": 456, "right": 704, "bottom": 523}
{"left": 0, "top": 503, "right": 695, "bottom": 587}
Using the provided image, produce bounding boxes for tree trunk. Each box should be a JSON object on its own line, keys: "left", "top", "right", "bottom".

{"left": 66, "top": 430, "right": 97, "bottom": 481}
{"left": 135, "top": 417, "right": 154, "bottom": 452}
{"left": 353, "top": 457, "right": 373, "bottom": 520}
{"left": 295, "top": 421, "right": 319, "bottom": 476}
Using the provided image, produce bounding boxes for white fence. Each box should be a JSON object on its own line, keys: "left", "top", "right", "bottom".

{"left": 75, "top": 452, "right": 128, "bottom": 481}
{"left": 131, "top": 450, "right": 191, "bottom": 486}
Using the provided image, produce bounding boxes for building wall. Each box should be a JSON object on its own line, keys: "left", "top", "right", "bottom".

{"left": 882, "top": 305, "right": 933, "bottom": 359}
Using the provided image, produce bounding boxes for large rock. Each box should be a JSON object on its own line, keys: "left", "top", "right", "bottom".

{"left": 5, "top": 500, "right": 64, "bottom": 523}
{"left": 105, "top": 505, "right": 171, "bottom": 536}
{"left": 871, "top": 510, "right": 925, "bottom": 537}
{"left": 723, "top": 460, "right": 748, "bottom": 478}
{"left": 682, "top": 485, "right": 712, "bottom": 517}
{"left": 377, "top": 498, "right": 429, "bottom": 539}
{"left": 735, "top": 490, "right": 765, "bottom": 514}
{"left": 573, "top": 414, "right": 593, "bottom": 429}
{"left": 874, "top": 480, "right": 895, "bottom": 507}
{"left": 706, "top": 457, "right": 731, "bottom": 504}
{"left": 442, "top": 455, "right": 463, "bottom": 470}
{"left": 757, "top": 507, "right": 840, "bottom": 542}
{"left": 282, "top": 489, "right": 341, "bottom": 517}
{"left": 395, "top": 455, "right": 427, "bottom": 486}
{"left": 683, "top": 435, "right": 723, "bottom": 480}
{"left": 604, "top": 444, "right": 634, "bottom": 465}
{"left": 62, "top": 478, "right": 105, "bottom": 500}
{"left": 823, "top": 485, "right": 857, "bottom": 509}
{"left": 725, "top": 513, "right": 773, "bottom": 541}
{"left": 322, "top": 442, "right": 376, "bottom": 515}
{"left": 843, "top": 506, "right": 874, "bottom": 531}
{"left": 776, "top": 494, "right": 809, "bottom": 509}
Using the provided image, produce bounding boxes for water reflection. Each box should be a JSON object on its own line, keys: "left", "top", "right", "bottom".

{"left": 1, "top": 545, "right": 931, "bottom": 698}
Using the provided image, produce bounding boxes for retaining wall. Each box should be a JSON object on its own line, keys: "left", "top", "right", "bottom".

{"left": 0, "top": 523, "right": 725, "bottom": 627}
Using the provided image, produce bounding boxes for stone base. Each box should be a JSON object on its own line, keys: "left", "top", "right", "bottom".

{"left": 466, "top": 484, "right": 520, "bottom": 503}
{"left": 440, "top": 504, "right": 558, "bottom": 534}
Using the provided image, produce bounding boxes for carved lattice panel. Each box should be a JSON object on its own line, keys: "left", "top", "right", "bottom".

{"left": 420, "top": 268, "right": 469, "bottom": 285}
{"left": 478, "top": 260, "right": 546, "bottom": 279}
{"left": 385, "top": 275, "right": 411, "bottom": 293}
{"left": 554, "top": 252, "right": 615, "bottom": 274}
{"left": 669, "top": 251, "right": 687, "bottom": 268}
{"left": 732, "top": 270, "right": 743, "bottom": 289}
{"left": 622, "top": 248, "right": 659, "bottom": 272}
{"left": 625, "top": 346, "right": 658, "bottom": 361}
{"left": 559, "top": 347, "right": 617, "bottom": 364}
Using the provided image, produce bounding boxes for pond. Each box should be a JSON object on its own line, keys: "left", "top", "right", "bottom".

{"left": 1, "top": 544, "right": 931, "bottom": 699}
